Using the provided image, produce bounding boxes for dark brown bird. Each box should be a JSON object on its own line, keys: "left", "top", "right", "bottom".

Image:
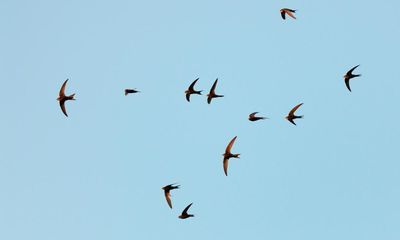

{"left": 344, "top": 65, "right": 361, "bottom": 92}
{"left": 57, "top": 79, "right": 75, "bottom": 117}
{"left": 286, "top": 103, "right": 303, "bottom": 125}
{"left": 248, "top": 112, "right": 267, "bottom": 121}
{"left": 162, "top": 183, "right": 180, "bottom": 209}
{"left": 185, "top": 78, "right": 202, "bottom": 102}
{"left": 179, "top": 203, "right": 194, "bottom": 219}
{"left": 280, "top": 8, "right": 297, "bottom": 20}
{"left": 223, "top": 136, "right": 240, "bottom": 176}
{"left": 125, "top": 88, "right": 140, "bottom": 96}
{"left": 207, "top": 78, "right": 224, "bottom": 104}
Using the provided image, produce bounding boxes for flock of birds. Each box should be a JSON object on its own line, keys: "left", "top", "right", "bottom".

{"left": 56, "top": 8, "right": 362, "bottom": 220}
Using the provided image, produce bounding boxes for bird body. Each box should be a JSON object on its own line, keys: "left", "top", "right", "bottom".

{"left": 57, "top": 79, "right": 75, "bottom": 117}
{"left": 179, "top": 203, "right": 194, "bottom": 219}
{"left": 248, "top": 112, "right": 267, "bottom": 121}
{"left": 286, "top": 103, "right": 303, "bottom": 125}
{"left": 223, "top": 136, "right": 240, "bottom": 176}
{"left": 207, "top": 78, "right": 224, "bottom": 104}
{"left": 344, "top": 65, "right": 361, "bottom": 92}
{"left": 125, "top": 89, "right": 140, "bottom": 95}
{"left": 162, "top": 184, "right": 180, "bottom": 209}
{"left": 280, "top": 8, "right": 297, "bottom": 20}
{"left": 185, "top": 78, "right": 202, "bottom": 102}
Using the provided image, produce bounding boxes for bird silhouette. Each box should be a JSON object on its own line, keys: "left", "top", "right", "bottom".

{"left": 280, "top": 8, "right": 297, "bottom": 20}
{"left": 223, "top": 136, "right": 240, "bottom": 176}
{"left": 162, "top": 183, "right": 180, "bottom": 209}
{"left": 57, "top": 79, "right": 75, "bottom": 117}
{"left": 286, "top": 103, "right": 303, "bottom": 125}
{"left": 207, "top": 78, "right": 224, "bottom": 104}
{"left": 179, "top": 203, "right": 194, "bottom": 219}
{"left": 124, "top": 88, "right": 140, "bottom": 96}
{"left": 248, "top": 112, "right": 267, "bottom": 121}
{"left": 344, "top": 65, "right": 361, "bottom": 92}
{"left": 185, "top": 78, "right": 202, "bottom": 102}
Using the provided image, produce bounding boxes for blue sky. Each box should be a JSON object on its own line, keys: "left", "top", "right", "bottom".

{"left": 0, "top": 0, "right": 399, "bottom": 239}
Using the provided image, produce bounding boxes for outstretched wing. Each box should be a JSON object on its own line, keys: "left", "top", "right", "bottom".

{"left": 281, "top": 10, "right": 286, "bottom": 19}
{"left": 59, "top": 79, "right": 69, "bottom": 97}
{"left": 188, "top": 78, "right": 199, "bottom": 91}
{"left": 249, "top": 112, "right": 258, "bottom": 118}
{"left": 347, "top": 65, "right": 360, "bottom": 75}
{"left": 209, "top": 78, "right": 218, "bottom": 95}
{"left": 182, "top": 203, "right": 193, "bottom": 215}
{"left": 59, "top": 100, "right": 68, "bottom": 117}
{"left": 289, "top": 103, "right": 303, "bottom": 116}
{"left": 164, "top": 191, "right": 173, "bottom": 209}
{"left": 223, "top": 159, "right": 229, "bottom": 176}
{"left": 345, "top": 78, "right": 352, "bottom": 92}
{"left": 225, "top": 136, "right": 237, "bottom": 154}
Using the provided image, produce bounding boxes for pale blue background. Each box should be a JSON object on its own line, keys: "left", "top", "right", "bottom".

{"left": 0, "top": 1, "right": 399, "bottom": 239}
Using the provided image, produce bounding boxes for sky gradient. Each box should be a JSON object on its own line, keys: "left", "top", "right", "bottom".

{"left": 0, "top": 1, "right": 399, "bottom": 239}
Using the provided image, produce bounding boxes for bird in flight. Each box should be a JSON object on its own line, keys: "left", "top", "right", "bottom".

{"left": 57, "top": 79, "right": 75, "bottom": 117}
{"left": 185, "top": 78, "right": 202, "bottom": 102}
{"left": 223, "top": 136, "right": 240, "bottom": 176}
{"left": 125, "top": 88, "right": 140, "bottom": 96}
{"left": 286, "top": 103, "right": 303, "bottom": 125}
{"left": 207, "top": 78, "right": 224, "bottom": 104}
{"left": 162, "top": 183, "right": 180, "bottom": 209}
{"left": 179, "top": 203, "right": 194, "bottom": 219}
{"left": 248, "top": 112, "right": 267, "bottom": 121}
{"left": 343, "top": 65, "right": 361, "bottom": 92}
{"left": 280, "top": 8, "right": 297, "bottom": 20}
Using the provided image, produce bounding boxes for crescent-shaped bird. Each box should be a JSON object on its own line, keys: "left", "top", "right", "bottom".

{"left": 223, "top": 136, "right": 240, "bottom": 176}
{"left": 248, "top": 112, "right": 267, "bottom": 121}
{"left": 185, "top": 78, "right": 202, "bottom": 102}
{"left": 286, "top": 103, "right": 303, "bottom": 125}
{"left": 280, "top": 8, "right": 297, "bottom": 20}
{"left": 125, "top": 88, "right": 140, "bottom": 96}
{"left": 57, "top": 79, "right": 75, "bottom": 117}
{"left": 179, "top": 203, "right": 194, "bottom": 219}
{"left": 162, "top": 183, "right": 180, "bottom": 209}
{"left": 207, "top": 78, "right": 224, "bottom": 104}
{"left": 344, "top": 65, "right": 361, "bottom": 92}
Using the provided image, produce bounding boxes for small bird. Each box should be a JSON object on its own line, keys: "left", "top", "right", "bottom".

{"left": 286, "top": 103, "right": 303, "bottom": 125}
{"left": 343, "top": 65, "right": 361, "bottom": 92}
{"left": 207, "top": 78, "right": 224, "bottom": 104}
{"left": 125, "top": 88, "right": 140, "bottom": 96}
{"left": 223, "top": 136, "right": 240, "bottom": 176}
{"left": 248, "top": 112, "right": 267, "bottom": 121}
{"left": 162, "top": 183, "right": 180, "bottom": 209}
{"left": 280, "top": 8, "right": 297, "bottom": 20}
{"left": 185, "top": 78, "right": 202, "bottom": 102}
{"left": 179, "top": 203, "right": 194, "bottom": 219}
{"left": 57, "top": 79, "right": 75, "bottom": 117}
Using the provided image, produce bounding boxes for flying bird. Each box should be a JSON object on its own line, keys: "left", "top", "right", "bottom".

{"left": 286, "top": 103, "right": 303, "bottom": 125}
{"left": 185, "top": 78, "right": 202, "bottom": 102}
{"left": 207, "top": 78, "right": 224, "bottom": 104}
{"left": 343, "top": 65, "right": 361, "bottom": 92}
{"left": 57, "top": 79, "right": 75, "bottom": 117}
{"left": 248, "top": 112, "right": 267, "bottom": 121}
{"left": 223, "top": 136, "right": 240, "bottom": 176}
{"left": 125, "top": 88, "right": 140, "bottom": 96}
{"left": 280, "top": 8, "right": 297, "bottom": 20}
{"left": 162, "top": 183, "right": 180, "bottom": 209}
{"left": 179, "top": 203, "right": 194, "bottom": 219}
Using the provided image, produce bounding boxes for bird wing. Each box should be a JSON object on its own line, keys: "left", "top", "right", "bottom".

{"left": 209, "top": 78, "right": 218, "bottom": 95}
{"left": 288, "top": 118, "right": 296, "bottom": 125}
{"left": 280, "top": 10, "right": 286, "bottom": 19}
{"left": 186, "top": 93, "right": 191, "bottom": 102}
{"left": 59, "top": 100, "right": 68, "bottom": 117}
{"left": 223, "top": 159, "right": 229, "bottom": 176}
{"left": 286, "top": 10, "right": 297, "bottom": 19}
{"left": 59, "top": 79, "right": 69, "bottom": 97}
{"left": 207, "top": 95, "right": 212, "bottom": 104}
{"left": 249, "top": 112, "right": 258, "bottom": 118}
{"left": 182, "top": 203, "right": 193, "bottom": 215}
{"left": 188, "top": 78, "right": 199, "bottom": 91}
{"left": 345, "top": 78, "right": 352, "bottom": 92}
{"left": 164, "top": 191, "right": 173, "bottom": 209}
{"left": 225, "top": 136, "right": 237, "bottom": 154}
{"left": 289, "top": 103, "right": 303, "bottom": 116}
{"left": 347, "top": 65, "right": 360, "bottom": 75}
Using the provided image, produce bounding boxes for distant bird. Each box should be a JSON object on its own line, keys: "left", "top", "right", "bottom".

{"left": 207, "top": 78, "right": 224, "bottom": 104}
{"left": 286, "top": 103, "right": 303, "bottom": 125}
{"left": 162, "top": 183, "right": 180, "bottom": 209}
{"left": 223, "top": 136, "right": 240, "bottom": 176}
{"left": 343, "top": 65, "right": 361, "bottom": 92}
{"left": 57, "top": 79, "right": 75, "bottom": 117}
{"left": 179, "top": 203, "right": 194, "bottom": 219}
{"left": 125, "top": 88, "right": 140, "bottom": 96}
{"left": 248, "top": 112, "right": 267, "bottom": 121}
{"left": 185, "top": 78, "right": 202, "bottom": 102}
{"left": 280, "top": 8, "right": 297, "bottom": 20}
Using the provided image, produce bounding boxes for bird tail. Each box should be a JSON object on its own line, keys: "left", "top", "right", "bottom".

{"left": 69, "top": 93, "right": 76, "bottom": 100}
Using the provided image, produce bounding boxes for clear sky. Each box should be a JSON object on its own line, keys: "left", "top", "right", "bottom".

{"left": 0, "top": 0, "right": 399, "bottom": 239}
